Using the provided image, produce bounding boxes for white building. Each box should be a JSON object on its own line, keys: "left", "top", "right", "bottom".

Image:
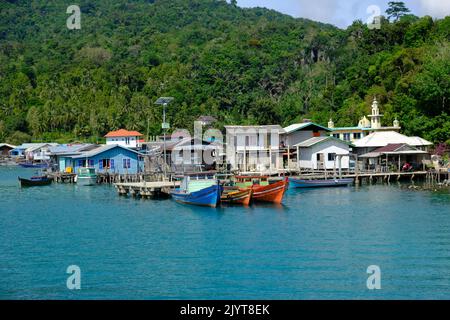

{"left": 104, "top": 129, "right": 144, "bottom": 149}
{"left": 281, "top": 122, "right": 331, "bottom": 147}
{"left": 294, "top": 136, "right": 351, "bottom": 170}
{"left": 353, "top": 131, "right": 433, "bottom": 155}
{"left": 24, "top": 143, "right": 58, "bottom": 161}
{"left": 225, "top": 125, "right": 284, "bottom": 173}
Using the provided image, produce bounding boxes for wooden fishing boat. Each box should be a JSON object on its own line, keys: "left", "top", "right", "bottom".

{"left": 289, "top": 177, "right": 354, "bottom": 188}
{"left": 170, "top": 176, "right": 222, "bottom": 208}
{"left": 221, "top": 187, "right": 253, "bottom": 206}
{"left": 18, "top": 176, "right": 52, "bottom": 187}
{"left": 235, "top": 176, "right": 288, "bottom": 204}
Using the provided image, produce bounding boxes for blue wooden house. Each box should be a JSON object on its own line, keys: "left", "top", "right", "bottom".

{"left": 70, "top": 145, "right": 144, "bottom": 174}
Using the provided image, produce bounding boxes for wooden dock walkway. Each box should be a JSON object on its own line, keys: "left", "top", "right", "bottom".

{"left": 114, "top": 181, "right": 181, "bottom": 198}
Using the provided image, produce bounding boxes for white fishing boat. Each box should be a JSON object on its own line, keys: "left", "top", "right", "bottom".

{"left": 75, "top": 167, "right": 97, "bottom": 186}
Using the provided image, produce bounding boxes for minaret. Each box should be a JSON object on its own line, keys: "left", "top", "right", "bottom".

{"left": 368, "top": 97, "right": 383, "bottom": 129}
{"left": 328, "top": 118, "right": 334, "bottom": 129}
{"left": 393, "top": 118, "right": 400, "bottom": 128}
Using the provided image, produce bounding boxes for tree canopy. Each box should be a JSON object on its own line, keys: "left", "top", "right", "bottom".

{"left": 386, "top": 1, "right": 411, "bottom": 22}
{"left": 0, "top": 0, "right": 449, "bottom": 145}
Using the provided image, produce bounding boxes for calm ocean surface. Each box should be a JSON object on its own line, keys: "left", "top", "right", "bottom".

{"left": 1, "top": 166, "right": 450, "bottom": 300}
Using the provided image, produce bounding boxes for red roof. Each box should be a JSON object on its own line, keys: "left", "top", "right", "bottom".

{"left": 105, "top": 129, "right": 143, "bottom": 138}
{"left": 372, "top": 143, "right": 408, "bottom": 153}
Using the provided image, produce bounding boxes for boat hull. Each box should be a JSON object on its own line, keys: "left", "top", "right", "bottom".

{"left": 251, "top": 178, "right": 288, "bottom": 204}
{"left": 171, "top": 184, "right": 221, "bottom": 208}
{"left": 19, "top": 163, "right": 49, "bottom": 169}
{"left": 18, "top": 176, "right": 52, "bottom": 187}
{"left": 289, "top": 178, "right": 354, "bottom": 188}
{"left": 221, "top": 188, "right": 253, "bottom": 206}
{"left": 76, "top": 176, "right": 97, "bottom": 186}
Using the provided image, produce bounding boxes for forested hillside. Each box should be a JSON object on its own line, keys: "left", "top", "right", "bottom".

{"left": 0, "top": 0, "right": 449, "bottom": 144}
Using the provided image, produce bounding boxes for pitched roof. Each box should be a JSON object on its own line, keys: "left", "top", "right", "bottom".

{"left": 104, "top": 129, "right": 143, "bottom": 138}
{"left": 25, "top": 143, "right": 58, "bottom": 152}
{"left": 0, "top": 143, "right": 16, "bottom": 149}
{"left": 72, "top": 144, "right": 141, "bottom": 159}
{"left": 49, "top": 144, "right": 98, "bottom": 155}
{"left": 283, "top": 122, "right": 332, "bottom": 134}
{"left": 294, "top": 136, "right": 352, "bottom": 148}
{"left": 353, "top": 131, "right": 433, "bottom": 148}
{"left": 373, "top": 143, "right": 408, "bottom": 153}
{"left": 359, "top": 144, "right": 429, "bottom": 158}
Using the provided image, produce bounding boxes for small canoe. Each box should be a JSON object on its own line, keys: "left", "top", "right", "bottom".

{"left": 221, "top": 187, "right": 253, "bottom": 206}
{"left": 18, "top": 176, "right": 52, "bottom": 187}
{"left": 289, "top": 177, "right": 354, "bottom": 188}
{"left": 251, "top": 178, "right": 289, "bottom": 204}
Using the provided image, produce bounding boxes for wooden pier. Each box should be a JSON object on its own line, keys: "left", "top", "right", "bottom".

{"left": 291, "top": 171, "right": 429, "bottom": 185}
{"left": 114, "top": 181, "right": 181, "bottom": 198}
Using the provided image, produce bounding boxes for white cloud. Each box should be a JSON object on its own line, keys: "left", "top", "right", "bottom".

{"left": 417, "top": 0, "right": 450, "bottom": 18}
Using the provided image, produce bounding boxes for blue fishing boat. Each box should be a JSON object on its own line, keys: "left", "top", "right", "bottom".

{"left": 170, "top": 176, "right": 221, "bottom": 208}
{"left": 289, "top": 177, "right": 354, "bottom": 188}
{"left": 19, "top": 162, "right": 49, "bottom": 169}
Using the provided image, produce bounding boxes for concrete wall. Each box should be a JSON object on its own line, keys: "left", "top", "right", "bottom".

{"left": 283, "top": 130, "right": 328, "bottom": 147}
{"left": 106, "top": 136, "right": 139, "bottom": 148}
{"left": 298, "top": 140, "right": 350, "bottom": 170}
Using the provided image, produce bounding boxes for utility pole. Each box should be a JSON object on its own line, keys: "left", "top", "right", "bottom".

{"left": 155, "top": 97, "right": 174, "bottom": 179}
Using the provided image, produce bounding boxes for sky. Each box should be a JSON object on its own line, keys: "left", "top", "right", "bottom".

{"left": 235, "top": 0, "right": 450, "bottom": 28}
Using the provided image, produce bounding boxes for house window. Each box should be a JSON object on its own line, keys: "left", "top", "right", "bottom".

{"left": 78, "top": 160, "right": 85, "bottom": 168}
{"left": 123, "top": 158, "right": 131, "bottom": 169}
{"left": 328, "top": 153, "right": 336, "bottom": 161}
{"left": 343, "top": 133, "right": 351, "bottom": 141}
{"left": 99, "top": 159, "right": 111, "bottom": 170}
{"left": 125, "top": 137, "right": 130, "bottom": 145}
{"left": 333, "top": 134, "right": 340, "bottom": 139}
{"left": 353, "top": 133, "right": 361, "bottom": 140}
{"left": 88, "top": 159, "right": 94, "bottom": 167}
{"left": 317, "top": 154, "right": 321, "bottom": 161}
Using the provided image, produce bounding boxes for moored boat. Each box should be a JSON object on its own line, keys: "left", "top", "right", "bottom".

{"left": 18, "top": 162, "right": 49, "bottom": 169}
{"left": 235, "top": 176, "right": 288, "bottom": 204}
{"left": 221, "top": 187, "right": 253, "bottom": 206}
{"left": 76, "top": 167, "right": 97, "bottom": 186}
{"left": 170, "top": 176, "right": 222, "bottom": 208}
{"left": 289, "top": 177, "right": 354, "bottom": 188}
{"left": 18, "top": 176, "right": 52, "bottom": 187}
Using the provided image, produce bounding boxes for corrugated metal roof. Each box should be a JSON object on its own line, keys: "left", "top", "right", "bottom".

{"left": 354, "top": 131, "right": 432, "bottom": 148}
{"left": 0, "top": 143, "right": 16, "bottom": 149}
{"left": 72, "top": 144, "right": 141, "bottom": 159}
{"left": 283, "top": 122, "right": 331, "bottom": 134}
{"left": 49, "top": 144, "right": 95, "bottom": 154}
{"left": 293, "top": 136, "right": 351, "bottom": 148}
{"left": 373, "top": 143, "right": 407, "bottom": 152}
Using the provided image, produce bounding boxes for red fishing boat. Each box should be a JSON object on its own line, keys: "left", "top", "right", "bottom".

{"left": 235, "top": 176, "right": 288, "bottom": 204}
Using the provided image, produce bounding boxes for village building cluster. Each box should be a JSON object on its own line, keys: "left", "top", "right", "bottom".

{"left": 0, "top": 99, "right": 435, "bottom": 176}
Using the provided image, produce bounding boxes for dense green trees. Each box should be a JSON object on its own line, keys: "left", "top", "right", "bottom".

{"left": 0, "top": 0, "right": 449, "bottom": 145}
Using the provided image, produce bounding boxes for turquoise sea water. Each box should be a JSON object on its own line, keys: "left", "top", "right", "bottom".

{"left": 1, "top": 166, "right": 450, "bottom": 300}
